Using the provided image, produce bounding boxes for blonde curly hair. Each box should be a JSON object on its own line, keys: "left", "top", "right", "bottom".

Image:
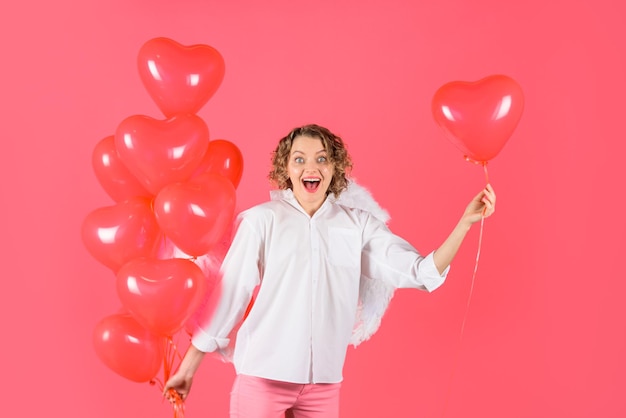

{"left": 268, "top": 124, "right": 353, "bottom": 197}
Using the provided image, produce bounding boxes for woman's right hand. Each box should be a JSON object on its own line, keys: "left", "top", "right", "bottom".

{"left": 163, "top": 344, "right": 206, "bottom": 402}
{"left": 164, "top": 370, "right": 194, "bottom": 402}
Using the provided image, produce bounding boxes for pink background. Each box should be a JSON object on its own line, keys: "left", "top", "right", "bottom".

{"left": 2, "top": 0, "right": 625, "bottom": 417}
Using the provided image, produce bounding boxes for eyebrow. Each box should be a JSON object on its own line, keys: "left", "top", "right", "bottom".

{"left": 291, "top": 149, "right": 327, "bottom": 155}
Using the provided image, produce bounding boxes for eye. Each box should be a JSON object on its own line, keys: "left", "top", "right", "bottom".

{"left": 317, "top": 156, "right": 328, "bottom": 163}
{"left": 294, "top": 156, "right": 304, "bottom": 164}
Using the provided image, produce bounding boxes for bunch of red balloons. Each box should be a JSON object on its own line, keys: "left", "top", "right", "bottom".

{"left": 82, "top": 38, "right": 243, "bottom": 384}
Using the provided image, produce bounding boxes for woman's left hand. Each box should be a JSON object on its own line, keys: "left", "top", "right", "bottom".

{"left": 462, "top": 184, "right": 496, "bottom": 225}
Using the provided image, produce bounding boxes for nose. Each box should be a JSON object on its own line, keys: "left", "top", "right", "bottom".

{"left": 303, "top": 159, "right": 319, "bottom": 171}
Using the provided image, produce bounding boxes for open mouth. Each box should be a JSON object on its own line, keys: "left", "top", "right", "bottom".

{"left": 302, "top": 178, "right": 321, "bottom": 193}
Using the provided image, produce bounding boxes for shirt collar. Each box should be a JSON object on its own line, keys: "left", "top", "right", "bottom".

{"left": 269, "top": 180, "right": 389, "bottom": 222}
{"left": 269, "top": 188, "right": 333, "bottom": 217}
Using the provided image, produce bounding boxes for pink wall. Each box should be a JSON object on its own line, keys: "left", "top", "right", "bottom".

{"left": 2, "top": 0, "right": 625, "bottom": 417}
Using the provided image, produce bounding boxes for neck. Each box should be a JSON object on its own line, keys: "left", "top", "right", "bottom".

{"left": 296, "top": 197, "right": 326, "bottom": 217}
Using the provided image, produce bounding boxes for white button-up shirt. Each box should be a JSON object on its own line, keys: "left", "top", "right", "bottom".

{"left": 192, "top": 189, "right": 448, "bottom": 384}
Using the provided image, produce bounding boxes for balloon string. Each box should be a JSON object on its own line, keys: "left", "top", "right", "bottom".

{"left": 441, "top": 164, "right": 489, "bottom": 417}
{"left": 483, "top": 161, "right": 490, "bottom": 184}
{"left": 150, "top": 336, "right": 186, "bottom": 418}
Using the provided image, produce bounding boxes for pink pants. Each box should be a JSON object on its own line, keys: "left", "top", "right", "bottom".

{"left": 230, "top": 374, "right": 341, "bottom": 418}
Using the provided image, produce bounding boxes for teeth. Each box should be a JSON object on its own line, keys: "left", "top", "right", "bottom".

{"left": 303, "top": 179, "right": 320, "bottom": 183}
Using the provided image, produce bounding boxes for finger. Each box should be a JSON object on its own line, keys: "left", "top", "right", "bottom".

{"left": 484, "top": 185, "right": 496, "bottom": 203}
{"left": 481, "top": 190, "right": 496, "bottom": 207}
{"left": 164, "top": 387, "right": 176, "bottom": 400}
{"left": 483, "top": 200, "right": 495, "bottom": 216}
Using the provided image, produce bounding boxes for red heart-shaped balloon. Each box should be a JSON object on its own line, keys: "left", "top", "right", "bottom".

{"left": 137, "top": 37, "right": 225, "bottom": 118}
{"left": 432, "top": 74, "right": 524, "bottom": 163}
{"left": 81, "top": 197, "right": 162, "bottom": 272}
{"left": 93, "top": 313, "right": 163, "bottom": 383}
{"left": 154, "top": 172, "right": 236, "bottom": 257}
{"left": 116, "top": 258, "right": 208, "bottom": 337}
{"left": 92, "top": 135, "right": 152, "bottom": 202}
{"left": 193, "top": 139, "right": 244, "bottom": 188}
{"left": 115, "top": 113, "right": 210, "bottom": 195}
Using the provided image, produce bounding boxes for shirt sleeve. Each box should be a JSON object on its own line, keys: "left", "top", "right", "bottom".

{"left": 191, "top": 215, "right": 264, "bottom": 352}
{"left": 361, "top": 214, "right": 449, "bottom": 292}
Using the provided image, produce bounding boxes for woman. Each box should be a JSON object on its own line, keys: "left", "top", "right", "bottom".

{"left": 164, "top": 124, "right": 496, "bottom": 417}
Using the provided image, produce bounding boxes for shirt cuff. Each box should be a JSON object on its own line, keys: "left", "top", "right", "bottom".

{"left": 191, "top": 325, "right": 230, "bottom": 353}
{"left": 418, "top": 251, "right": 449, "bottom": 292}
